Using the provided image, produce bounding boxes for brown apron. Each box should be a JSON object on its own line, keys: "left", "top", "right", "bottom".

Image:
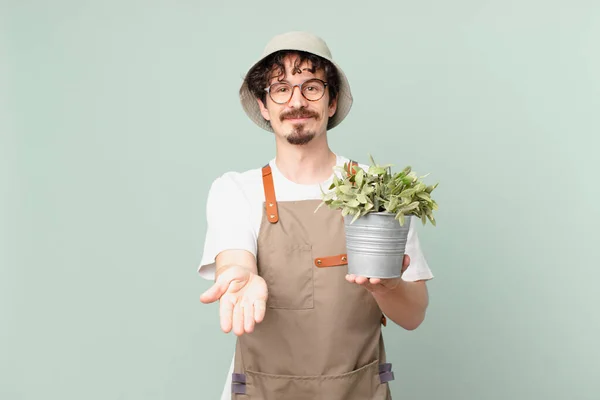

{"left": 231, "top": 163, "right": 395, "bottom": 400}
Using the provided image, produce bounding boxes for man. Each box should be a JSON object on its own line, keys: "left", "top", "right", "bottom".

{"left": 198, "top": 31, "right": 433, "bottom": 400}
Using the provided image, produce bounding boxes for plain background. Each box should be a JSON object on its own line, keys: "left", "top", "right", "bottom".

{"left": 2, "top": 1, "right": 599, "bottom": 399}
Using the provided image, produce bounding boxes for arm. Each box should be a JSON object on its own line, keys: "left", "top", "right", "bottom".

{"left": 198, "top": 175, "right": 267, "bottom": 336}
{"left": 346, "top": 255, "right": 430, "bottom": 330}
{"left": 371, "top": 279, "right": 429, "bottom": 330}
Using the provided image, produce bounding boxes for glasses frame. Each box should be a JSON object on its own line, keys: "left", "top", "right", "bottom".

{"left": 264, "top": 78, "right": 329, "bottom": 104}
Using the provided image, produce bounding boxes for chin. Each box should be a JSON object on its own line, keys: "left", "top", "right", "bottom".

{"left": 286, "top": 134, "right": 315, "bottom": 146}
{"left": 286, "top": 129, "right": 316, "bottom": 145}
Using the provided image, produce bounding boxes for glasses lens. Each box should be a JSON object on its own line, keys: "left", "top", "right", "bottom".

{"left": 301, "top": 79, "right": 325, "bottom": 101}
{"left": 269, "top": 82, "right": 292, "bottom": 103}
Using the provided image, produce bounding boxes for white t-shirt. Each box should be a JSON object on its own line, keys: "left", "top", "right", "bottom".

{"left": 198, "top": 154, "right": 434, "bottom": 400}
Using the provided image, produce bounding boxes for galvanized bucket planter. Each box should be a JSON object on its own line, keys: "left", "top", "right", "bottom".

{"left": 344, "top": 212, "right": 411, "bottom": 278}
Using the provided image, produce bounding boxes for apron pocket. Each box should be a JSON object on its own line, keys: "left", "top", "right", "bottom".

{"left": 243, "top": 359, "right": 381, "bottom": 400}
{"left": 260, "top": 244, "right": 314, "bottom": 310}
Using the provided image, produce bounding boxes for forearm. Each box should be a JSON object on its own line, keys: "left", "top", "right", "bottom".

{"left": 372, "top": 280, "right": 429, "bottom": 330}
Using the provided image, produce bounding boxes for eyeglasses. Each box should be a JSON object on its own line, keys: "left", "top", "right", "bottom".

{"left": 264, "top": 78, "right": 328, "bottom": 104}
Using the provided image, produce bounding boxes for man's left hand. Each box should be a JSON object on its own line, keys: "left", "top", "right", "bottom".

{"left": 345, "top": 254, "right": 410, "bottom": 294}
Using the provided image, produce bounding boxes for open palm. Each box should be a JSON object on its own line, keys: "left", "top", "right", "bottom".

{"left": 200, "top": 266, "right": 268, "bottom": 336}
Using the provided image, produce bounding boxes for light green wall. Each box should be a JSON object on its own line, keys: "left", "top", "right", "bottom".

{"left": 2, "top": 1, "right": 599, "bottom": 399}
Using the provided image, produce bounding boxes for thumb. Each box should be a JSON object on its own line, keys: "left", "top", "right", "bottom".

{"left": 401, "top": 254, "right": 411, "bottom": 273}
{"left": 200, "top": 278, "right": 229, "bottom": 304}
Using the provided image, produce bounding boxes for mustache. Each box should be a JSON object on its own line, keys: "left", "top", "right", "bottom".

{"left": 280, "top": 109, "right": 319, "bottom": 122}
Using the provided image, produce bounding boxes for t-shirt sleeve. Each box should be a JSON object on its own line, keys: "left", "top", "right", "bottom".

{"left": 401, "top": 221, "right": 434, "bottom": 282}
{"left": 197, "top": 174, "right": 257, "bottom": 281}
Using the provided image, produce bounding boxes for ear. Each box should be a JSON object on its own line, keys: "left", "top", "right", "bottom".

{"left": 257, "top": 98, "right": 271, "bottom": 121}
{"left": 328, "top": 95, "right": 338, "bottom": 118}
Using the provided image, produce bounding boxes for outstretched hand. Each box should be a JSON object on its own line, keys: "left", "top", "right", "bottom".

{"left": 200, "top": 266, "right": 268, "bottom": 336}
{"left": 345, "top": 254, "right": 411, "bottom": 294}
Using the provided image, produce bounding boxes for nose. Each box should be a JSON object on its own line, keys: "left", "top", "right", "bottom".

{"left": 288, "top": 85, "right": 309, "bottom": 108}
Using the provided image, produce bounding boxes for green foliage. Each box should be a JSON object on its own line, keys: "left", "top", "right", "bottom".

{"left": 316, "top": 155, "right": 439, "bottom": 226}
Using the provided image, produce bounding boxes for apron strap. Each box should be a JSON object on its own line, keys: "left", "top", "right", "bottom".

{"left": 311, "top": 159, "right": 360, "bottom": 267}
{"left": 347, "top": 160, "right": 358, "bottom": 176}
{"left": 314, "top": 254, "right": 348, "bottom": 268}
{"left": 262, "top": 164, "right": 279, "bottom": 224}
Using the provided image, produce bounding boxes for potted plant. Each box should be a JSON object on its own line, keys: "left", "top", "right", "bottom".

{"left": 316, "top": 155, "right": 439, "bottom": 278}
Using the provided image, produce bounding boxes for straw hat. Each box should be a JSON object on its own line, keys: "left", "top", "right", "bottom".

{"left": 239, "top": 31, "right": 353, "bottom": 132}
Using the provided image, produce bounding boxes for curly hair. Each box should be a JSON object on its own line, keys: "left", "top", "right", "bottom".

{"left": 243, "top": 50, "right": 340, "bottom": 107}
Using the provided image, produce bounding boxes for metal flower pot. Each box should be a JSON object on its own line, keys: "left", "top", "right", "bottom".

{"left": 344, "top": 212, "right": 411, "bottom": 278}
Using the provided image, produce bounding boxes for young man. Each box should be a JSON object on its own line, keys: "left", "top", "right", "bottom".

{"left": 199, "top": 31, "right": 433, "bottom": 400}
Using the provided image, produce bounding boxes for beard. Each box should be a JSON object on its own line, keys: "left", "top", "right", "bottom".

{"left": 286, "top": 124, "right": 316, "bottom": 145}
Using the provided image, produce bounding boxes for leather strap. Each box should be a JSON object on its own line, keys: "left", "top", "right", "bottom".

{"left": 262, "top": 165, "right": 279, "bottom": 224}
{"left": 314, "top": 254, "right": 348, "bottom": 268}
{"left": 347, "top": 160, "right": 358, "bottom": 176}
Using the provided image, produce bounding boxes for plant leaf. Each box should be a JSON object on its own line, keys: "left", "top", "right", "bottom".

{"left": 427, "top": 214, "right": 436, "bottom": 226}
{"left": 425, "top": 182, "right": 439, "bottom": 193}
{"left": 368, "top": 166, "right": 386, "bottom": 175}
{"left": 346, "top": 199, "right": 360, "bottom": 208}
{"left": 314, "top": 201, "right": 326, "bottom": 213}
{"left": 386, "top": 197, "right": 399, "bottom": 212}
{"left": 338, "top": 185, "right": 355, "bottom": 195}
{"left": 355, "top": 168, "right": 364, "bottom": 186}
{"left": 362, "top": 185, "right": 375, "bottom": 195}
{"left": 322, "top": 191, "right": 336, "bottom": 201}
{"left": 416, "top": 192, "right": 431, "bottom": 201}
{"left": 396, "top": 212, "right": 406, "bottom": 226}
{"left": 400, "top": 201, "right": 420, "bottom": 213}
{"left": 399, "top": 188, "right": 416, "bottom": 198}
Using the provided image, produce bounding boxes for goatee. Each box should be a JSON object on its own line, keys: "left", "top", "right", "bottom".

{"left": 286, "top": 125, "right": 315, "bottom": 145}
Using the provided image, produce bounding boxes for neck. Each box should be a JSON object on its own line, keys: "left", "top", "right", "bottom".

{"left": 274, "top": 135, "right": 336, "bottom": 185}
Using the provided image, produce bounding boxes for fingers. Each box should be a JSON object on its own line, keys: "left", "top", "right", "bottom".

{"left": 219, "top": 295, "right": 235, "bottom": 333}
{"left": 232, "top": 301, "right": 244, "bottom": 336}
{"left": 232, "top": 300, "right": 264, "bottom": 336}
{"left": 243, "top": 301, "right": 256, "bottom": 333}
{"left": 224, "top": 297, "right": 266, "bottom": 336}
{"left": 402, "top": 254, "right": 411, "bottom": 273}
{"left": 347, "top": 274, "right": 377, "bottom": 286}
{"left": 253, "top": 299, "right": 266, "bottom": 324}
{"left": 346, "top": 274, "right": 374, "bottom": 292}
{"left": 346, "top": 274, "right": 399, "bottom": 293}
{"left": 346, "top": 274, "right": 366, "bottom": 283}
